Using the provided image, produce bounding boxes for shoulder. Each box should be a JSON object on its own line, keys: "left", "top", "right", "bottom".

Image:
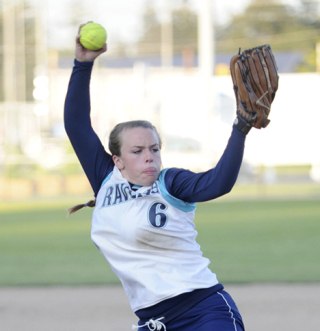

{"left": 158, "top": 168, "right": 196, "bottom": 212}
{"left": 159, "top": 167, "right": 195, "bottom": 187}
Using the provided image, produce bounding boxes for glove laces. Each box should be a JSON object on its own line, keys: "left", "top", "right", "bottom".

{"left": 132, "top": 317, "right": 166, "bottom": 330}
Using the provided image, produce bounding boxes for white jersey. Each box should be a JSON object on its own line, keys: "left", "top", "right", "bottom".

{"left": 91, "top": 166, "right": 219, "bottom": 312}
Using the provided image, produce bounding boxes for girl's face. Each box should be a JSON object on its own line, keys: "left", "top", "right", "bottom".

{"left": 112, "top": 127, "right": 162, "bottom": 186}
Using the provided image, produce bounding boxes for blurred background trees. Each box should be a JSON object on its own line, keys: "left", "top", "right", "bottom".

{"left": 133, "top": 0, "right": 320, "bottom": 71}
{"left": 1, "top": 0, "right": 320, "bottom": 197}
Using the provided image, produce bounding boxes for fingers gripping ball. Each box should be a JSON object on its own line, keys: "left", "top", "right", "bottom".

{"left": 80, "top": 22, "right": 107, "bottom": 51}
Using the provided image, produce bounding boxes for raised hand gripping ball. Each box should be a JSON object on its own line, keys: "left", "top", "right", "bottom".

{"left": 79, "top": 22, "right": 107, "bottom": 51}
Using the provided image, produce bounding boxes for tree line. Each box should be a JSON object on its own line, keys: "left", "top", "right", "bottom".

{"left": 131, "top": 0, "right": 320, "bottom": 72}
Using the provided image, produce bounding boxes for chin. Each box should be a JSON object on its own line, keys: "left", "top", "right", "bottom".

{"left": 142, "top": 175, "right": 159, "bottom": 187}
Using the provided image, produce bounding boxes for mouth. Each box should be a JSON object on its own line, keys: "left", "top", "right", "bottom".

{"left": 143, "top": 167, "right": 158, "bottom": 176}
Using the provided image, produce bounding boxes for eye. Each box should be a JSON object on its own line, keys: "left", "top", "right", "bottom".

{"left": 132, "top": 149, "right": 142, "bottom": 154}
{"left": 152, "top": 147, "right": 160, "bottom": 153}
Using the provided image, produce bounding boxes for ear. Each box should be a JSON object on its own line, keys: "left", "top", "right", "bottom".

{"left": 112, "top": 155, "right": 124, "bottom": 170}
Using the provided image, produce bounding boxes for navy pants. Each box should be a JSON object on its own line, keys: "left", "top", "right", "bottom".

{"left": 136, "top": 290, "right": 245, "bottom": 331}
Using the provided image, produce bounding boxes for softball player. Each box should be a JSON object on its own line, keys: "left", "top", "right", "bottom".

{"left": 64, "top": 28, "right": 248, "bottom": 331}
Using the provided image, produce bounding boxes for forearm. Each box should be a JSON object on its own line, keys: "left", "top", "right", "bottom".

{"left": 166, "top": 126, "right": 246, "bottom": 202}
{"left": 202, "top": 126, "right": 246, "bottom": 199}
{"left": 64, "top": 60, "right": 93, "bottom": 135}
{"left": 64, "top": 60, "right": 112, "bottom": 194}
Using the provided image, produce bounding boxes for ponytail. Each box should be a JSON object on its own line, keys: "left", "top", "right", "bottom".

{"left": 68, "top": 199, "right": 96, "bottom": 214}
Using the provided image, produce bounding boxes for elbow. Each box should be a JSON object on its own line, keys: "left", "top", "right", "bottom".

{"left": 221, "top": 185, "right": 233, "bottom": 197}
{"left": 217, "top": 177, "right": 237, "bottom": 198}
{"left": 223, "top": 186, "right": 232, "bottom": 196}
{"left": 214, "top": 185, "right": 232, "bottom": 199}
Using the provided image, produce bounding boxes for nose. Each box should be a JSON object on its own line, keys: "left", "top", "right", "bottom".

{"left": 144, "top": 149, "right": 153, "bottom": 162}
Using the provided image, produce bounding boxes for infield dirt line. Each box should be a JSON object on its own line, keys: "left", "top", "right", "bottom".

{"left": 0, "top": 284, "right": 319, "bottom": 331}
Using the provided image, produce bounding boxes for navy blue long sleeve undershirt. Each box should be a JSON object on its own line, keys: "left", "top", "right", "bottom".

{"left": 64, "top": 60, "right": 246, "bottom": 203}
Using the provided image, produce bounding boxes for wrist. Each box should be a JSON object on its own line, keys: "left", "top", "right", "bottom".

{"left": 74, "top": 59, "right": 94, "bottom": 68}
{"left": 75, "top": 58, "right": 94, "bottom": 64}
{"left": 233, "top": 115, "right": 252, "bottom": 135}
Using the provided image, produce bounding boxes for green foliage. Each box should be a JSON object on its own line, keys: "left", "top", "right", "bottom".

{"left": 137, "top": 5, "right": 161, "bottom": 55}
{"left": 172, "top": 6, "right": 197, "bottom": 54}
{"left": 216, "top": 0, "right": 320, "bottom": 71}
{"left": 217, "top": 0, "right": 319, "bottom": 53}
{"left": 137, "top": 3, "right": 198, "bottom": 56}
{"left": 0, "top": 198, "right": 319, "bottom": 286}
{"left": 135, "top": 0, "right": 320, "bottom": 71}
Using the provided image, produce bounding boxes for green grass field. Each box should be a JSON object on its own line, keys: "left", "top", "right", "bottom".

{"left": 0, "top": 196, "right": 319, "bottom": 286}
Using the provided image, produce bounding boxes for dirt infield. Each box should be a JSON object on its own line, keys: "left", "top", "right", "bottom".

{"left": 0, "top": 284, "right": 319, "bottom": 330}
